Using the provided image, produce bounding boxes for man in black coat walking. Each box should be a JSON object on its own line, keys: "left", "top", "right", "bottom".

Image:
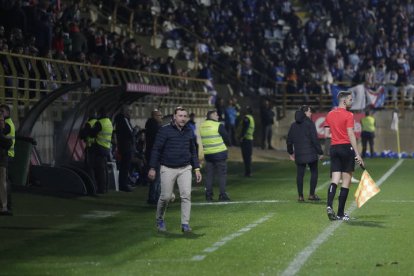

{"left": 287, "top": 105, "right": 323, "bottom": 202}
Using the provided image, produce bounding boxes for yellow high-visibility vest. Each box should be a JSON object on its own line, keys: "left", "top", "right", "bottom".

{"left": 200, "top": 120, "right": 227, "bottom": 155}
{"left": 361, "top": 116, "right": 375, "bottom": 132}
{"left": 96, "top": 118, "right": 113, "bottom": 149}
{"left": 5, "top": 118, "right": 15, "bottom": 157}
{"left": 244, "top": 114, "right": 255, "bottom": 140}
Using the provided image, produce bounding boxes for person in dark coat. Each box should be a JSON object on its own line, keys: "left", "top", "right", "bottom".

{"left": 114, "top": 105, "right": 135, "bottom": 192}
{"left": 286, "top": 105, "right": 323, "bottom": 202}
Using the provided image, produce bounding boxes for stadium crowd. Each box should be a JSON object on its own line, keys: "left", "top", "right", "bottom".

{"left": 1, "top": 0, "right": 414, "bottom": 107}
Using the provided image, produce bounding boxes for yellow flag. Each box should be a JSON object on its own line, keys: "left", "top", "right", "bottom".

{"left": 354, "top": 170, "right": 380, "bottom": 208}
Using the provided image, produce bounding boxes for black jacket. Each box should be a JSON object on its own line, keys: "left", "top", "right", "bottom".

{"left": 287, "top": 111, "right": 323, "bottom": 164}
{"left": 149, "top": 122, "right": 199, "bottom": 169}
{"left": 114, "top": 113, "right": 134, "bottom": 154}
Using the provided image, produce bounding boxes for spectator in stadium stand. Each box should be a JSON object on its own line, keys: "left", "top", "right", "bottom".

{"left": 239, "top": 106, "right": 255, "bottom": 177}
{"left": 286, "top": 105, "right": 323, "bottom": 202}
{"left": 69, "top": 22, "right": 88, "bottom": 60}
{"left": 114, "top": 105, "right": 135, "bottom": 192}
{"left": 148, "top": 106, "right": 202, "bottom": 233}
{"left": 90, "top": 107, "right": 114, "bottom": 194}
{"left": 145, "top": 109, "right": 163, "bottom": 205}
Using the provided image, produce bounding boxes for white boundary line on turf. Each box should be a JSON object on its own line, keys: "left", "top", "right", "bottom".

{"left": 280, "top": 159, "right": 404, "bottom": 276}
{"left": 191, "top": 213, "right": 274, "bottom": 261}
{"left": 192, "top": 200, "right": 289, "bottom": 206}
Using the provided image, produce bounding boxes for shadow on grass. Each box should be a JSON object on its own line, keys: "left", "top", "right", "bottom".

{"left": 347, "top": 215, "right": 387, "bottom": 228}
{"left": 156, "top": 231, "right": 206, "bottom": 239}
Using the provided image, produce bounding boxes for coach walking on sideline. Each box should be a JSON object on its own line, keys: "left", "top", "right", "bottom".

{"left": 200, "top": 110, "right": 231, "bottom": 202}
{"left": 287, "top": 105, "right": 323, "bottom": 202}
{"left": 148, "top": 107, "right": 202, "bottom": 233}
{"left": 325, "top": 91, "right": 364, "bottom": 221}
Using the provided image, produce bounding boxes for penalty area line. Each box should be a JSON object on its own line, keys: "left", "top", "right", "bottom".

{"left": 279, "top": 159, "right": 404, "bottom": 276}
{"left": 191, "top": 213, "right": 274, "bottom": 261}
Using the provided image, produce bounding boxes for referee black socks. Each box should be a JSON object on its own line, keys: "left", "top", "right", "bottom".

{"left": 337, "top": 187, "right": 350, "bottom": 216}
{"left": 327, "top": 183, "right": 337, "bottom": 207}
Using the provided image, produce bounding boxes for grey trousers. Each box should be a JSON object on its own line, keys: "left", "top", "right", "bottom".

{"left": 205, "top": 160, "right": 227, "bottom": 197}
{"left": 156, "top": 165, "right": 192, "bottom": 225}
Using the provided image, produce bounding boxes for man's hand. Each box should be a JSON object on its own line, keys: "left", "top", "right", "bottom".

{"left": 355, "top": 154, "right": 365, "bottom": 168}
{"left": 195, "top": 170, "right": 202, "bottom": 183}
{"left": 289, "top": 154, "right": 295, "bottom": 161}
{"left": 148, "top": 168, "right": 156, "bottom": 181}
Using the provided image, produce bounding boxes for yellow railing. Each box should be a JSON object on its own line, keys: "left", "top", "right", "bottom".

{"left": 0, "top": 51, "right": 212, "bottom": 123}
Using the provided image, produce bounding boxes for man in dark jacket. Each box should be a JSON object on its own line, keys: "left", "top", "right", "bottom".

{"left": 148, "top": 106, "right": 202, "bottom": 233}
{"left": 287, "top": 105, "right": 323, "bottom": 202}
{"left": 114, "top": 105, "right": 135, "bottom": 192}
{"left": 145, "top": 109, "right": 163, "bottom": 204}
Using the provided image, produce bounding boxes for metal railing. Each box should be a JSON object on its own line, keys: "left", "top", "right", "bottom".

{"left": 0, "top": 51, "right": 212, "bottom": 125}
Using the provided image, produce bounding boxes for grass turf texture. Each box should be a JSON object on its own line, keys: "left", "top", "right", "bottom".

{"left": 0, "top": 158, "right": 413, "bottom": 275}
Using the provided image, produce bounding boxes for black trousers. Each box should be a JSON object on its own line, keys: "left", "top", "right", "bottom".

{"left": 241, "top": 139, "right": 253, "bottom": 176}
{"left": 118, "top": 151, "right": 132, "bottom": 189}
{"left": 296, "top": 160, "right": 319, "bottom": 197}
{"left": 94, "top": 154, "right": 108, "bottom": 194}
{"left": 361, "top": 131, "right": 375, "bottom": 157}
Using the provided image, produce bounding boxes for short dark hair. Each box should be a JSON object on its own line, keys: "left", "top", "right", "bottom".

{"left": 174, "top": 106, "right": 186, "bottom": 114}
{"left": 300, "top": 105, "right": 312, "bottom": 112}
{"left": 337, "top": 90, "right": 351, "bottom": 100}
{"left": 206, "top": 110, "right": 216, "bottom": 119}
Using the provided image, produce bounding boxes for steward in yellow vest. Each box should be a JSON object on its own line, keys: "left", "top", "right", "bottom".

{"left": 239, "top": 106, "right": 255, "bottom": 177}
{"left": 199, "top": 110, "right": 231, "bottom": 201}
{"left": 360, "top": 110, "right": 376, "bottom": 158}
{"left": 90, "top": 107, "right": 114, "bottom": 194}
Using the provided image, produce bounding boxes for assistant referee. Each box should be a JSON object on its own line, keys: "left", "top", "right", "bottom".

{"left": 324, "top": 91, "right": 364, "bottom": 221}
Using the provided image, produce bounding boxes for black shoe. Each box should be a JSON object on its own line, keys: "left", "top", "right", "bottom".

{"left": 308, "top": 194, "right": 320, "bottom": 201}
{"left": 336, "top": 213, "right": 350, "bottom": 221}
{"left": 119, "top": 185, "right": 133, "bottom": 192}
{"left": 219, "top": 193, "right": 231, "bottom": 201}
{"left": 298, "top": 196, "right": 305, "bottom": 202}
{"left": 326, "top": 206, "right": 336, "bottom": 221}
{"left": 0, "top": 210, "right": 13, "bottom": 216}
{"left": 206, "top": 196, "right": 213, "bottom": 202}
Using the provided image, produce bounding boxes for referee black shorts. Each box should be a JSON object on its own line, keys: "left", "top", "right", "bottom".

{"left": 330, "top": 144, "right": 355, "bottom": 173}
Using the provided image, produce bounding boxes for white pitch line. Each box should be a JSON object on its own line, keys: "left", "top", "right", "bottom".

{"left": 191, "top": 213, "right": 274, "bottom": 261}
{"left": 280, "top": 159, "right": 404, "bottom": 276}
{"left": 192, "top": 200, "right": 289, "bottom": 206}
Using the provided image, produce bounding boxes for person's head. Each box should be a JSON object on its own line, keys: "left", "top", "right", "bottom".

{"left": 97, "top": 106, "right": 107, "bottom": 118}
{"left": 300, "top": 105, "right": 312, "bottom": 118}
{"left": 365, "top": 109, "right": 371, "bottom": 116}
{"left": 173, "top": 106, "right": 188, "bottom": 128}
{"left": 245, "top": 106, "right": 253, "bottom": 115}
{"left": 337, "top": 91, "right": 353, "bottom": 109}
{"left": 189, "top": 112, "right": 196, "bottom": 121}
{"left": 121, "top": 105, "right": 132, "bottom": 117}
{"left": 206, "top": 110, "right": 219, "bottom": 121}
{"left": 151, "top": 109, "right": 163, "bottom": 123}
{"left": 0, "top": 104, "right": 10, "bottom": 117}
